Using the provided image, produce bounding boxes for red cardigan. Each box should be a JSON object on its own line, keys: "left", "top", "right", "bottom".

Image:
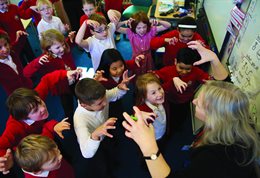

{"left": 24, "top": 158, "right": 75, "bottom": 178}
{"left": 0, "top": 51, "right": 33, "bottom": 95}
{"left": 150, "top": 30, "right": 206, "bottom": 66}
{"left": 0, "top": 70, "right": 68, "bottom": 156}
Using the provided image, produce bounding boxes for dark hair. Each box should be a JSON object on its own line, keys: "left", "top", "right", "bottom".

{"left": 0, "top": 30, "right": 10, "bottom": 43}
{"left": 75, "top": 78, "right": 106, "bottom": 105}
{"left": 130, "top": 11, "right": 151, "bottom": 33}
{"left": 97, "top": 49, "right": 127, "bottom": 78}
{"left": 176, "top": 47, "right": 201, "bottom": 65}
{"left": 6, "top": 88, "right": 41, "bottom": 120}
{"left": 82, "top": 0, "right": 96, "bottom": 6}
{"left": 177, "top": 16, "right": 197, "bottom": 32}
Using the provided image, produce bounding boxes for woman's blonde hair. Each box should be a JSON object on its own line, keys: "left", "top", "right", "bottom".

{"left": 199, "top": 80, "right": 260, "bottom": 165}
{"left": 40, "top": 29, "right": 70, "bottom": 53}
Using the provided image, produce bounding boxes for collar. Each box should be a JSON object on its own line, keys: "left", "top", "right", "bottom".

{"left": 23, "top": 118, "right": 36, "bottom": 125}
{"left": 22, "top": 169, "right": 50, "bottom": 177}
{"left": 112, "top": 76, "right": 120, "bottom": 83}
{"left": 145, "top": 100, "right": 164, "bottom": 112}
{"left": 0, "top": 55, "right": 12, "bottom": 63}
{"left": 0, "top": 9, "right": 8, "bottom": 13}
{"left": 51, "top": 53, "right": 62, "bottom": 59}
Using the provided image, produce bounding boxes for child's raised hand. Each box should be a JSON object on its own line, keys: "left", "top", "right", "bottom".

{"left": 93, "top": 70, "right": 108, "bottom": 82}
{"left": 108, "top": 10, "right": 120, "bottom": 23}
{"left": 64, "top": 24, "right": 70, "bottom": 32}
{"left": 167, "top": 37, "right": 178, "bottom": 45}
{"left": 139, "top": 111, "right": 157, "bottom": 125}
{"left": 68, "top": 31, "right": 76, "bottom": 43}
{"left": 0, "top": 149, "right": 13, "bottom": 175}
{"left": 67, "top": 68, "right": 82, "bottom": 85}
{"left": 54, "top": 118, "right": 71, "bottom": 139}
{"left": 15, "top": 30, "right": 28, "bottom": 42}
{"left": 117, "top": 70, "right": 135, "bottom": 90}
{"left": 150, "top": 18, "right": 159, "bottom": 26}
{"left": 173, "top": 77, "right": 187, "bottom": 94}
{"left": 126, "top": 18, "right": 134, "bottom": 28}
{"left": 187, "top": 40, "right": 217, "bottom": 66}
{"left": 86, "top": 20, "right": 100, "bottom": 29}
{"left": 39, "top": 54, "right": 50, "bottom": 65}
{"left": 135, "top": 54, "right": 145, "bottom": 67}
{"left": 91, "top": 118, "right": 117, "bottom": 140}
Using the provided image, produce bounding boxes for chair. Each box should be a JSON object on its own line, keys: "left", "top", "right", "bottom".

{"left": 122, "top": 0, "right": 153, "bottom": 19}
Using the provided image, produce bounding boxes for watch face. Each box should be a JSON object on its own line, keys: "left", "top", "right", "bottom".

{"left": 151, "top": 154, "right": 157, "bottom": 160}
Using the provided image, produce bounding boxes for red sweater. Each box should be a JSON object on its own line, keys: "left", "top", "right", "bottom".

{"left": 0, "top": 4, "right": 31, "bottom": 46}
{"left": 155, "top": 65, "right": 210, "bottom": 103}
{"left": 0, "top": 70, "right": 68, "bottom": 156}
{"left": 104, "top": 0, "right": 123, "bottom": 12}
{"left": 0, "top": 52, "right": 33, "bottom": 95}
{"left": 150, "top": 30, "right": 206, "bottom": 66}
{"left": 24, "top": 158, "right": 75, "bottom": 178}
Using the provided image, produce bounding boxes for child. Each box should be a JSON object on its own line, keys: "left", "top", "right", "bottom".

{"left": 0, "top": 69, "right": 81, "bottom": 175}
{"left": 15, "top": 134, "right": 75, "bottom": 178}
{"left": 135, "top": 73, "right": 169, "bottom": 142}
{"left": 75, "top": 11, "right": 120, "bottom": 71}
{"left": 150, "top": 16, "right": 207, "bottom": 66}
{"left": 79, "top": 0, "right": 104, "bottom": 39}
{"left": 36, "top": 0, "right": 69, "bottom": 39}
{"left": 154, "top": 42, "right": 228, "bottom": 130}
{"left": 0, "top": 30, "right": 33, "bottom": 96}
{"left": 23, "top": 29, "right": 76, "bottom": 123}
{"left": 116, "top": 11, "right": 171, "bottom": 76}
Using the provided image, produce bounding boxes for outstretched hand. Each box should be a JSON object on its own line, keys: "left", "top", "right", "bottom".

{"left": 67, "top": 68, "right": 82, "bottom": 85}
{"left": 54, "top": 118, "right": 71, "bottom": 139}
{"left": 93, "top": 70, "right": 108, "bottom": 82}
{"left": 15, "top": 30, "right": 28, "bottom": 42}
{"left": 117, "top": 70, "right": 135, "bottom": 90}
{"left": 135, "top": 54, "right": 145, "bottom": 67}
{"left": 0, "top": 149, "right": 14, "bottom": 174}
{"left": 68, "top": 31, "right": 76, "bottom": 43}
{"left": 187, "top": 41, "right": 218, "bottom": 66}
{"left": 91, "top": 117, "right": 117, "bottom": 140}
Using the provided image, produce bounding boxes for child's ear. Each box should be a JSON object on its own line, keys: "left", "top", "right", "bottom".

{"left": 90, "top": 29, "right": 95, "bottom": 35}
{"left": 80, "top": 102, "right": 90, "bottom": 109}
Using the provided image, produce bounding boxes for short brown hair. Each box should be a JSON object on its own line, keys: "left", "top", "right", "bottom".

{"left": 89, "top": 13, "right": 107, "bottom": 27}
{"left": 15, "top": 134, "right": 58, "bottom": 172}
{"left": 75, "top": 78, "right": 106, "bottom": 105}
{"left": 130, "top": 11, "right": 151, "bottom": 33}
{"left": 6, "top": 88, "right": 41, "bottom": 120}
{"left": 135, "top": 73, "right": 161, "bottom": 105}
{"left": 0, "top": 30, "right": 10, "bottom": 44}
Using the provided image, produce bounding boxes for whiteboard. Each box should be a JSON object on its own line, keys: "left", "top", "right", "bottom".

{"left": 204, "top": 0, "right": 235, "bottom": 51}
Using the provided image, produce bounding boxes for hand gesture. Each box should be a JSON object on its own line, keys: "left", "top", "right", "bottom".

{"left": 68, "top": 31, "right": 76, "bottom": 43}
{"left": 86, "top": 20, "right": 100, "bottom": 29}
{"left": 187, "top": 40, "right": 217, "bottom": 66}
{"left": 173, "top": 77, "right": 187, "bottom": 93}
{"left": 91, "top": 118, "right": 117, "bottom": 140}
{"left": 126, "top": 18, "right": 134, "bottom": 28}
{"left": 39, "top": 54, "right": 50, "bottom": 65}
{"left": 135, "top": 54, "right": 145, "bottom": 67}
{"left": 54, "top": 118, "right": 71, "bottom": 139}
{"left": 67, "top": 68, "right": 82, "bottom": 85}
{"left": 15, "top": 30, "right": 28, "bottom": 42}
{"left": 139, "top": 111, "right": 157, "bottom": 125}
{"left": 64, "top": 24, "right": 70, "bottom": 32}
{"left": 168, "top": 37, "right": 178, "bottom": 45}
{"left": 117, "top": 70, "right": 135, "bottom": 91}
{"left": 122, "top": 106, "right": 157, "bottom": 152}
{"left": 0, "top": 149, "right": 14, "bottom": 174}
{"left": 108, "top": 10, "right": 120, "bottom": 23}
{"left": 93, "top": 70, "right": 108, "bottom": 82}
{"left": 150, "top": 18, "right": 159, "bottom": 26}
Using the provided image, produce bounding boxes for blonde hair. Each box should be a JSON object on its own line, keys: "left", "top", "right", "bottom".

{"left": 199, "top": 81, "right": 260, "bottom": 165}
{"left": 40, "top": 29, "right": 70, "bottom": 53}
{"left": 135, "top": 73, "right": 161, "bottom": 105}
{"left": 15, "top": 135, "right": 58, "bottom": 172}
{"left": 36, "top": 0, "right": 52, "bottom": 9}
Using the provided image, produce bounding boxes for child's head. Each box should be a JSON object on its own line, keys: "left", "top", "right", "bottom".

{"left": 177, "top": 16, "right": 197, "bottom": 43}
{"left": 82, "top": 0, "right": 97, "bottom": 17}
{"left": 6, "top": 88, "right": 49, "bottom": 121}
{"left": 15, "top": 134, "right": 62, "bottom": 173}
{"left": 75, "top": 78, "right": 107, "bottom": 111}
{"left": 0, "top": 0, "right": 8, "bottom": 12}
{"left": 89, "top": 13, "right": 108, "bottom": 40}
{"left": 0, "top": 30, "right": 10, "bottom": 60}
{"left": 40, "top": 29, "right": 70, "bottom": 57}
{"left": 175, "top": 47, "right": 201, "bottom": 76}
{"left": 37, "top": 0, "right": 53, "bottom": 19}
{"left": 135, "top": 73, "right": 164, "bottom": 106}
{"left": 97, "top": 49, "right": 126, "bottom": 79}
{"left": 130, "top": 11, "right": 151, "bottom": 36}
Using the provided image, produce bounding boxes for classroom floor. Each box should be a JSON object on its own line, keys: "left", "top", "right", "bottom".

{"left": 0, "top": 35, "right": 195, "bottom": 178}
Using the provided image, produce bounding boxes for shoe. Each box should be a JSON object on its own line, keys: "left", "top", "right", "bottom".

{"left": 115, "top": 34, "right": 121, "bottom": 41}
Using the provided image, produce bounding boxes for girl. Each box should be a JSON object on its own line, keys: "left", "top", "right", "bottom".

{"left": 135, "top": 73, "right": 169, "bottom": 142}
{"left": 0, "top": 30, "right": 33, "bottom": 96}
{"left": 23, "top": 29, "right": 76, "bottom": 124}
{"left": 117, "top": 11, "right": 171, "bottom": 76}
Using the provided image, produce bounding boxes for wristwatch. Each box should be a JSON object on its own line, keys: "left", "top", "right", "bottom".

{"left": 143, "top": 150, "right": 160, "bottom": 160}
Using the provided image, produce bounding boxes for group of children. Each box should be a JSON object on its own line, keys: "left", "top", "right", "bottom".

{"left": 0, "top": 0, "right": 229, "bottom": 177}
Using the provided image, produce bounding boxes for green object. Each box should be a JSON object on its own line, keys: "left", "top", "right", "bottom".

{"left": 122, "top": 0, "right": 153, "bottom": 19}
{"left": 130, "top": 115, "right": 138, "bottom": 121}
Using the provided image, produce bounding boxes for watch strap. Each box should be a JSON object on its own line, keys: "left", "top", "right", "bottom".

{"left": 143, "top": 150, "right": 160, "bottom": 160}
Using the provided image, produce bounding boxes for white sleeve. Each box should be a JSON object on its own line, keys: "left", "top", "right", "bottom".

{"left": 106, "top": 87, "right": 126, "bottom": 102}
{"left": 108, "top": 22, "right": 116, "bottom": 34}
{"left": 57, "top": 17, "right": 66, "bottom": 34}
{"left": 74, "top": 113, "right": 101, "bottom": 158}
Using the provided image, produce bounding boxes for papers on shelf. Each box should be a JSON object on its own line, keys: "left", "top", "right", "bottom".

{"left": 158, "top": 0, "right": 174, "bottom": 13}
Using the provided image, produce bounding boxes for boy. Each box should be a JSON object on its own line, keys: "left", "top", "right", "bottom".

{"left": 150, "top": 16, "right": 207, "bottom": 66}
{"left": 15, "top": 134, "right": 75, "bottom": 178}
{"left": 0, "top": 69, "right": 81, "bottom": 175}
{"left": 36, "top": 0, "right": 69, "bottom": 39}
{"left": 75, "top": 10, "right": 121, "bottom": 71}
{"left": 73, "top": 70, "right": 134, "bottom": 158}
{"left": 154, "top": 42, "right": 228, "bottom": 130}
